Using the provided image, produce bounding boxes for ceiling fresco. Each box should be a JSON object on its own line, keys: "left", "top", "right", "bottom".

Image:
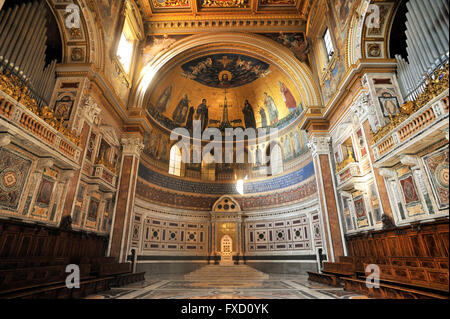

{"left": 259, "top": 32, "right": 309, "bottom": 64}
{"left": 146, "top": 53, "right": 304, "bottom": 133}
{"left": 181, "top": 54, "right": 271, "bottom": 89}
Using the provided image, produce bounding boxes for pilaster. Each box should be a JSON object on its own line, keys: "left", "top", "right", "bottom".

{"left": 108, "top": 136, "right": 144, "bottom": 262}
{"left": 307, "top": 132, "right": 346, "bottom": 261}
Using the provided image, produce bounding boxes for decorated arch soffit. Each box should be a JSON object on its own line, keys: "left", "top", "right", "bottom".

{"left": 44, "top": 0, "right": 96, "bottom": 66}
{"left": 135, "top": 32, "right": 321, "bottom": 134}
{"left": 346, "top": 0, "right": 399, "bottom": 66}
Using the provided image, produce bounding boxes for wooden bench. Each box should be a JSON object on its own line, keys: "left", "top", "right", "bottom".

{"left": 307, "top": 271, "right": 341, "bottom": 287}
{"left": 5, "top": 276, "right": 114, "bottom": 299}
{"left": 322, "top": 261, "right": 355, "bottom": 276}
{"left": 98, "top": 262, "right": 131, "bottom": 277}
{"left": 0, "top": 264, "right": 91, "bottom": 295}
{"left": 364, "top": 263, "right": 449, "bottom": 293}
{"left": 0, "top": 257, "right": 71, "bottom": 270}
{"left": 342, "top": 277, "right": 448, "bottom": 299}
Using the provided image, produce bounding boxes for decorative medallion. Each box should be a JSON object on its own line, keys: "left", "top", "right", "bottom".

{"left": 423, "top": 148, "right": 449, "bottom": 209}
{"left": 0, "top": 148, "right": 32, "bottom": 210}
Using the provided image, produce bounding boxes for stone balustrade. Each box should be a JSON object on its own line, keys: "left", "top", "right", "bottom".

{"left": 336, "top": 162, "right": 362, "bottom": 186}
{"left": 93, "top": 164, "right": 117, "bottom": 187}
{"left": 372, "top": 90, "right": 449, "bottom": 161}
{"left": 0, "top": 90, "right": 81, "bottom": 163}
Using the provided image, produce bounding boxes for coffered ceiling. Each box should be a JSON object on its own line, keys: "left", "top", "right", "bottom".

{"left": 136, "top": 0, "right": 311, "bottom": 34}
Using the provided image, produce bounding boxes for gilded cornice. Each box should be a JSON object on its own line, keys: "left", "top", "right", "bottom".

{"left": 144, "top": 15, "right": 306, "bottom": 34}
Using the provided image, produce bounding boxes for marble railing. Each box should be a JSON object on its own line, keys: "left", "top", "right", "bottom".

{"left": 93, "top": 164, "right": 117, "bottom": 187}
{"left": 336, "top": 162, "right": 362, "bottom": 186}
{"left": 372, "top": 90, "right": 449, "bottom": 161}
{"left": 0, "top": 90, "right": 82, "bottom": 163}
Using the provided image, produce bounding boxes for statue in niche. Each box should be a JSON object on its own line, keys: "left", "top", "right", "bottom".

{"left": 242, "top": 99, "right": 256, "bottom": 129}
{"left": 155, "top": 86, "right": 172, "bottom": 115}
{"left": 196, "top": 99, "right": 209, "bottom": 132}
{"left": 172, "top": 94, "right": 190, "bottom": 124}
{"left": 259, "top": 107, "right": 268, "bottom": 128}
{"left": 264, "top": 92, "right": 279, "bottom": 125}
{"left": 185, "top": 106, "right": 195, "bottom": 132}
{"left": 279, "top": 81, "right": 297, "bottom": 112}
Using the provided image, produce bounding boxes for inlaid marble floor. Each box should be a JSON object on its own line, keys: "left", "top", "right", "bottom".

{"left": 86, "top": 274, "right": 368, "bottom": 299}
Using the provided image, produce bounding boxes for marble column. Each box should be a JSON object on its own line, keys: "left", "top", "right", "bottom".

{"left": 108, "top": 137, "right": 144, "bottom": 262}
{"left": 308, "top": 134, "right": 346, "bottom": 262}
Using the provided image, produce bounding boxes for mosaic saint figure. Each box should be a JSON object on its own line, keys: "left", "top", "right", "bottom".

{"left": 155, "top": 85, "right": 172, "bottom": 114}
{"left": 279, "top": 81, "right": 297, "bottom": 112}
{"left": 172, "top": 94, "right": 190, "bottom": 124}
{"left": 283, "top": 137, "right": 292, "bottom": 159}
{"left": 185, "top": 106, "right": 195, "bottom": 132}
{"left": 196, "top": 99, "right": 209, "bottom": 132}
{"left": 242, "top": 99, "right": 256, "bottom": 129}
{"left": 259, "top": 107, "right": 268, "bottom": 128}
{"left": 255, "top": 147, "right": 262, "bottom": 166}
{"left": 264, "top": 92, "right": 279, "bottom": 125}
{"left": 293, "top": 131, "right": 301, "bottom": 155}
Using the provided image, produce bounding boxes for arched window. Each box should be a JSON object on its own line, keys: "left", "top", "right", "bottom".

{"left": 169, "top": 145, "right": 182, "bottom": 176}
{"left": 202, "top": 153, "right": 216, "bottom": 181}
{"left": 117, "top": 18, "right": 136, "bottom": 75}
{"left": 323, "top": 28, "right": 334, "bottom": 61}
{"left": 270, "top": 144, "right": 284, "bottom": 176}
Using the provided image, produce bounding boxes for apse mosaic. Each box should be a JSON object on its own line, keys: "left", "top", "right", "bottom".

{"left": 147, "top": 53, "right": 304, "bottom": 133}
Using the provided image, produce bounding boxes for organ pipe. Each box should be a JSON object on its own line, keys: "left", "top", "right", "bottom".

{"left": 396, "top": 0, "right": 449, "bottom": 101}
{"left": 0, "top": 1, "right": 57, "bottom": 107}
